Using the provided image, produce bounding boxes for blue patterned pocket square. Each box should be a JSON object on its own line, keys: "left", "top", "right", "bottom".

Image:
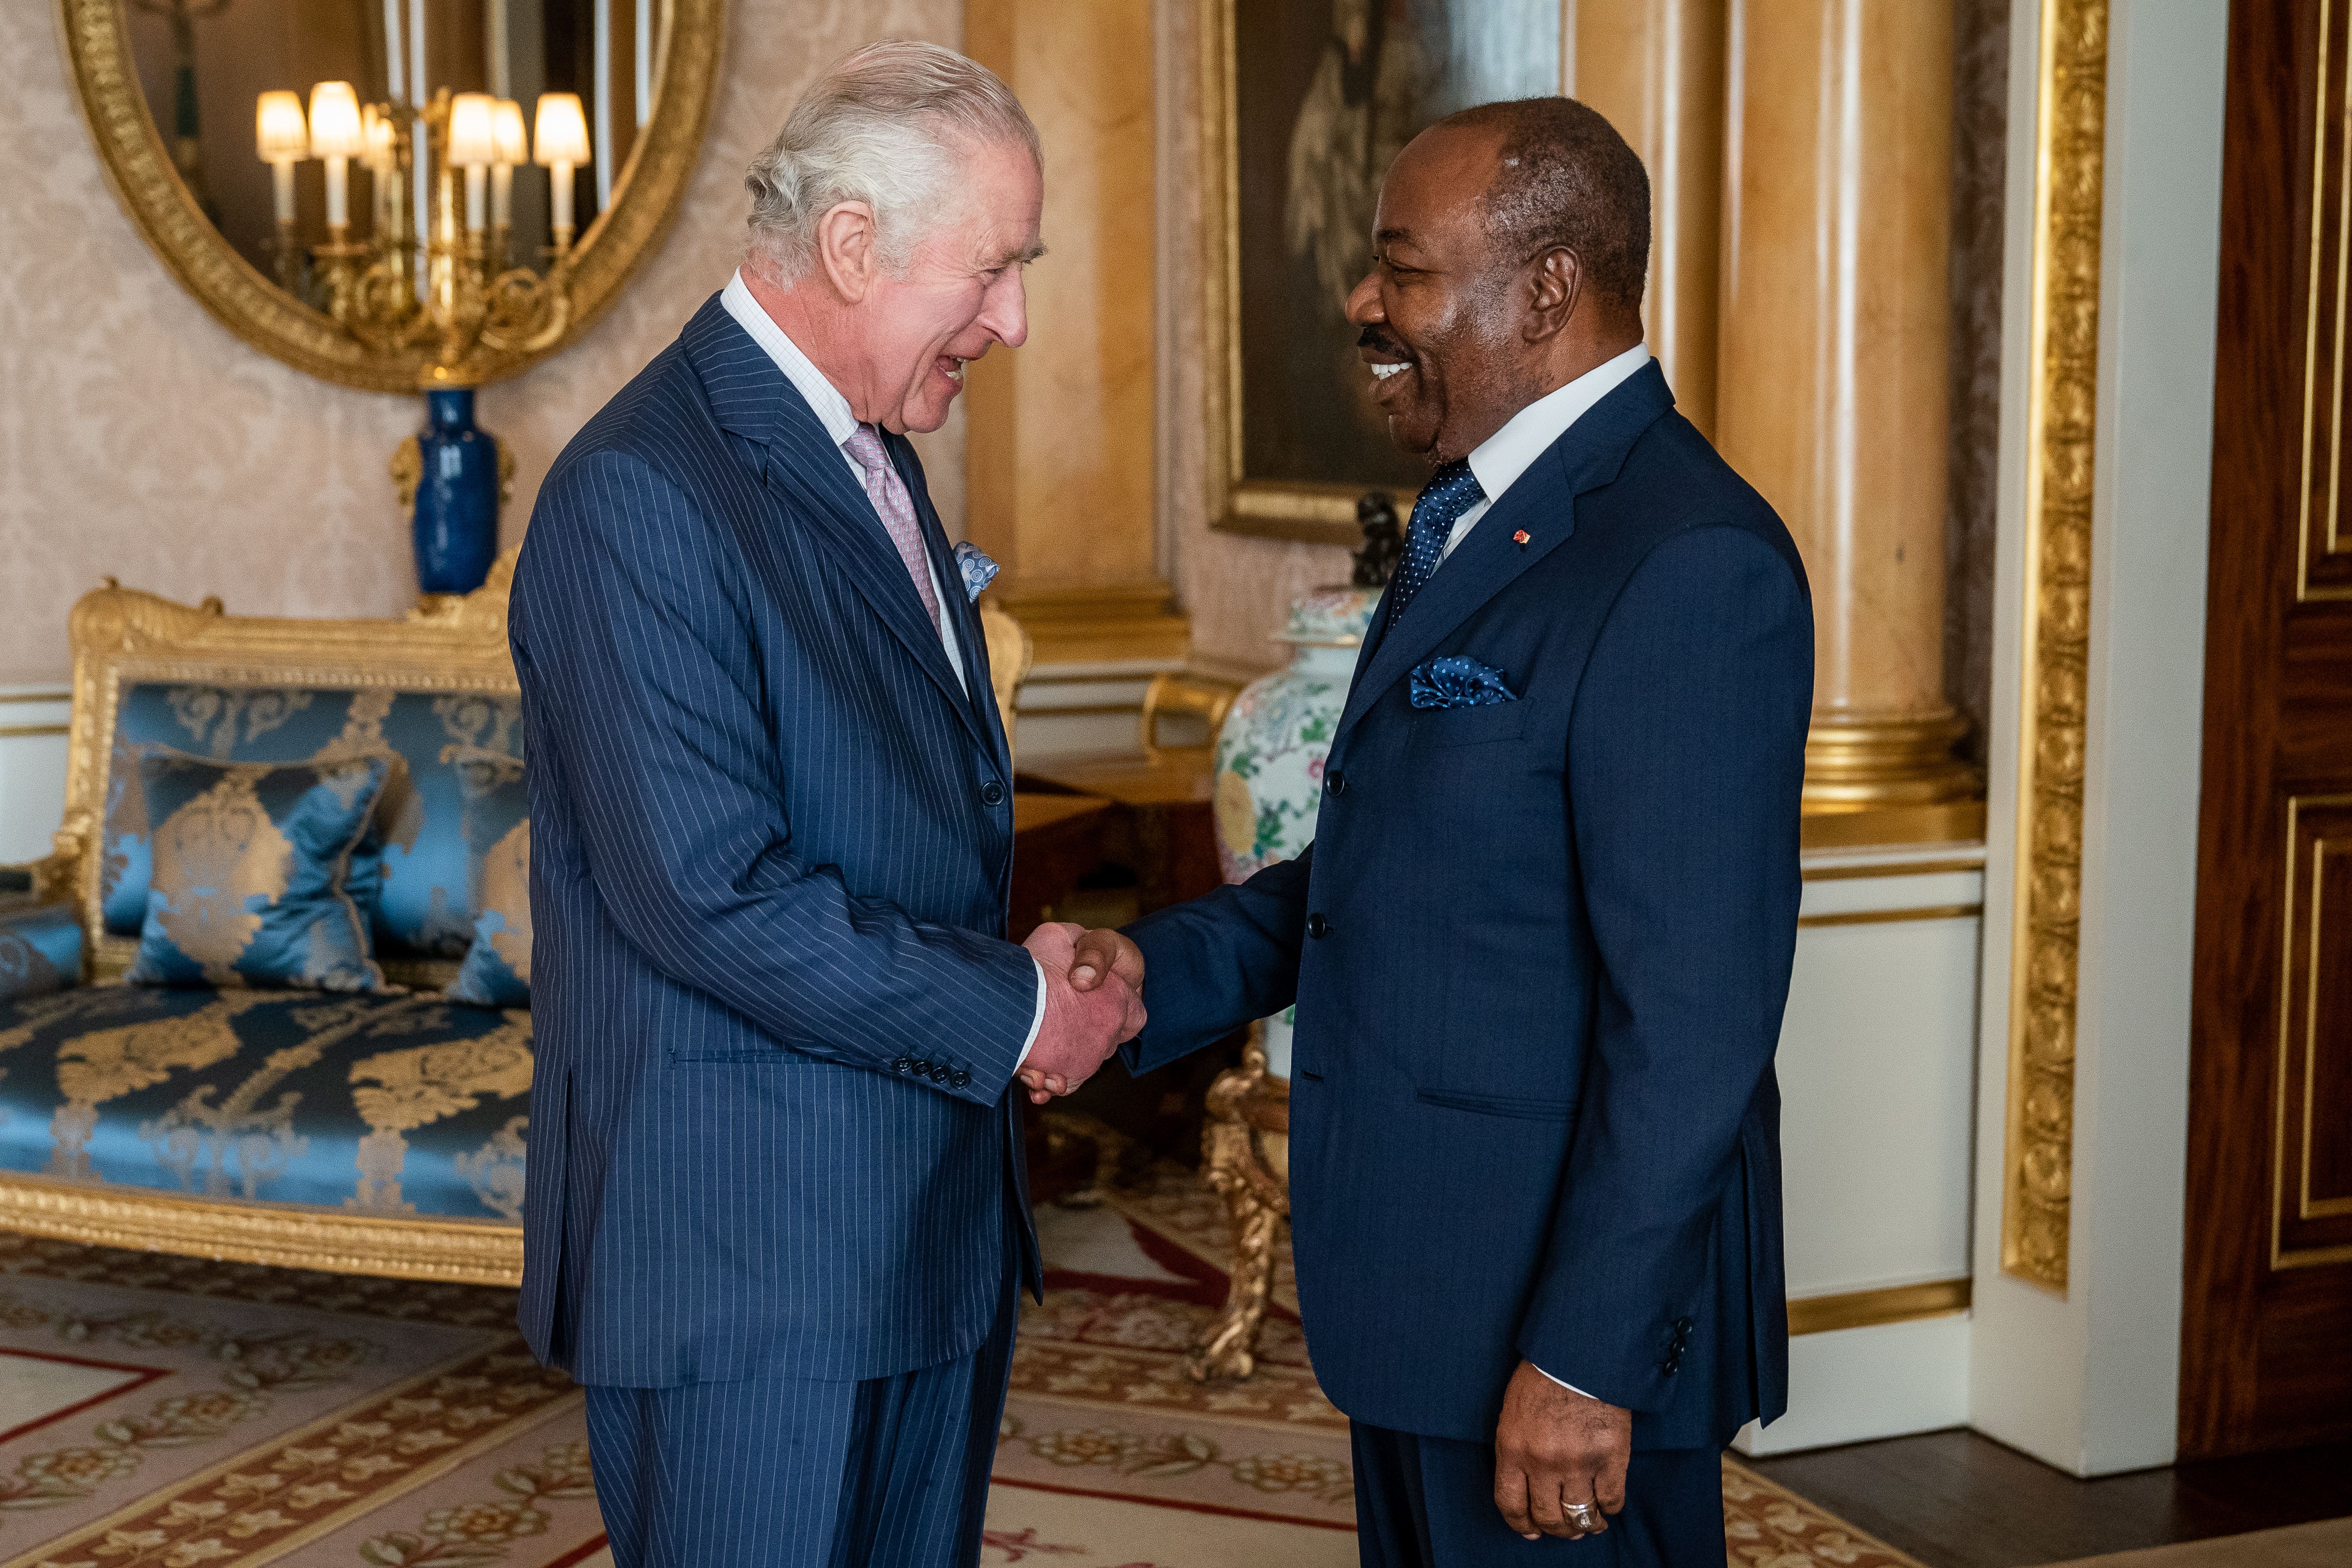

{"left": 1411, "top": 655, "right": 1518, "bottom": 709}
{"left": 954, "top": 542, "right": 1000, "bottom": 603}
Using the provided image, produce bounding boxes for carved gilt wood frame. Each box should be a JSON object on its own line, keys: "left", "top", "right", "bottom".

{"left": 53, "top": 0, "right": 724, "bottom": 395}
{"left": 0, "top": 560, "right": 525, "bottom": 1286}
{"left": 2001, "top": 0, "right": 2108, "bottom": 1295}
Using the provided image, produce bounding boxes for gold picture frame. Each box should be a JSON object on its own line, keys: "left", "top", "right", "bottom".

{"left": 54, "top": 0, "right": 725, "bottom": 395}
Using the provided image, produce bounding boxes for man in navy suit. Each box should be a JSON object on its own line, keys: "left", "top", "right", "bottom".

{"left": 1068, "top": 99, "right": 1813, "bottom": 1564}
{"left": 510, "top": 44, "right": 1141, "bottom": 1568}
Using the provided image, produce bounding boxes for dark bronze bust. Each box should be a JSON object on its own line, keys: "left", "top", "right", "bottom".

{"left": 1352, "top": 492, "right": 1403, "bottom": 588}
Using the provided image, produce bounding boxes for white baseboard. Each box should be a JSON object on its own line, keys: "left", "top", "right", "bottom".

{"left": 1733, "top": 1312, "right": 1972, "bottom": 1456}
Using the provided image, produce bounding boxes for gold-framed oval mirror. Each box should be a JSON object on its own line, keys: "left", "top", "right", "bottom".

{"left": 59, "top": 0, "right": 723, "bottom": 392}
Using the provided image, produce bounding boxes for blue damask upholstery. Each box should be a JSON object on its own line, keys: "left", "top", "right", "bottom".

{"left": 124, "top": 751, "right": 392, "bottom": 992}
{"left": 0, "top": 905, "right": 83, "bottom": 1002}
{"left": 0, "top": 985, "right": 531, "bottom": 1219}
{"left": 100, "top": 685, "right": 525, "bottom": 961}
{"left": 446, "top": 751, "right": 531, "bottom": 1007}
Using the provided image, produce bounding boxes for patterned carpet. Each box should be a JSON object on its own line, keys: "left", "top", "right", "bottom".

{"left": 0, "top": 1132, "right": 1924, "bottom": 1568}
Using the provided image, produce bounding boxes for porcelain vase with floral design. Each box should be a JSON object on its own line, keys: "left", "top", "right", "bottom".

{"left": 1212, "top": 586, "right": 1381, "bottom": 1079}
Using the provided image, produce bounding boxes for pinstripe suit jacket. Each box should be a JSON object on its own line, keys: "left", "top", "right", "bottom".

{"left": 511, "top": 294, "right": 1040, "bottom": 1388}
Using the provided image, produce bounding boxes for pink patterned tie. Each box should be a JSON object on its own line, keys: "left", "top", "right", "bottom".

{"left": 843, "top": 424, "right": 942, "bottom": 634}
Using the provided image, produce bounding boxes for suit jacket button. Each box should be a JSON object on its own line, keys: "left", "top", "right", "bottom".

{"left": 1325, "top": 769, "right": 1347, "bottom": 796}
{"left": 892, "top": 1057, "right": 912, "bottom": 1073}
{"left": 979, "top": 780, "right": 1006, "bottom": 806}
{"left": 1674, "top": 1317, "right": 1694, "bottom": 1333}
{"left": 1306, "top": 913, "right": 1330, "bottom": 939}
{"left": 951, "top": 1070, "right": 972, "bottom": 1089}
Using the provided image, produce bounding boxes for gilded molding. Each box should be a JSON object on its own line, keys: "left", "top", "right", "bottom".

{"left": 2001, "top": 0, "right": 2108, "bottom": 1294}
{"left": 0, "top": 1171, "right": 521, "bottom": 1285}
{"left": 1786, "top": 1276, "right": 1972, "bottom": 1337}
{"left": 53, "top": 0, "right": 723, "bottom": 394}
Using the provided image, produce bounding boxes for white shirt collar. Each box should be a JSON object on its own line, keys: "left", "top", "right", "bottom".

{"left": 1463, "top": 343, "right": 1654, "bottom": 507}
{"left": 721, "top": 269, "right": 861, "bottom": 449}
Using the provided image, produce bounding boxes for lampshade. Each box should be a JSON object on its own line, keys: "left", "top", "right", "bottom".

{"left": 255, "top": 91, "right": 307, "bottom": 163}
{"left": 362, "top": 106, "right": 397, "bottom": 171}
{"left": 534, "top": 93, "right": 590, "bottom": 166}
{"left": 307, "top": 81, "right": 364, "bottom": 159}
{"left": 491, "top": 98, "right": 529, "bottom": 167}
{"left": 446, "top": 92, "right": 498, "bottom": 168}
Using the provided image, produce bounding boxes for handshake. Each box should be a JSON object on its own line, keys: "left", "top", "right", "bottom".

{"left": 1014, "top": 923, "right": 1147, "bottom": 1106}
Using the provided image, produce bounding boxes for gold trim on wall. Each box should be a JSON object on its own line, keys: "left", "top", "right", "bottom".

{"left": 0, "top": 1171, "right": 521, "bottom": 1285}
{"left": 53, "top": 0, "right": 724, "bottom": 395}
{"left": 1787, "top": 1277, "right": 1972, "bottom": 1336}
{"left": 1796, "top": 904, "right": 1984, "bottom": 930}
{"left": 2001, "top": 0, "right": 2108, "bottom": 1296}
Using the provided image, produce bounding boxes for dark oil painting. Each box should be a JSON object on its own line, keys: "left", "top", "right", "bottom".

{"left": 1233, "top": 0, "right": 1560, "bottom": 493}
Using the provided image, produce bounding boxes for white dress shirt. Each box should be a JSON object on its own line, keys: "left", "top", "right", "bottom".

{"left": 721, "top": 271, "right": 1047, "bottom": 1069}
{"left": 1417, "top": 340, "right": 1651, "bottom": 1401}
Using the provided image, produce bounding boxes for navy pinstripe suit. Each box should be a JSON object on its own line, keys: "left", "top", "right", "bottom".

{"left": 511, "top": 294, "right": 1038, "bottom": 1565}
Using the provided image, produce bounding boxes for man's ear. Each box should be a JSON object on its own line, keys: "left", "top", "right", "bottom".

{"left": 1525, "top": 247, "right": 1581, "bottom": 345}
{"left": 814, "top": 201, "right": 880, "bottom": 304}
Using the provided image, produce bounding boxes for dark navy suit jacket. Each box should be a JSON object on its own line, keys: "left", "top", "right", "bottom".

{"left": 511, "top": 295, "right": 1039, "bottom": 1388}
{"left": 1123, "top": 363, "right": 1811, "bottom": 1448}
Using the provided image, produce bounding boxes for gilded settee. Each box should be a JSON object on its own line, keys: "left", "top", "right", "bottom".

{"left": 0, "top": 559, "right": 1034, "bottom": 1287}
{"left": 0, "top": 562, "right": 534, "bottom": 1284}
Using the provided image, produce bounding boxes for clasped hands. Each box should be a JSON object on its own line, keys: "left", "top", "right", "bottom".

{"left": 1014, "top": 923, "right": 1147, "bottom": 1106}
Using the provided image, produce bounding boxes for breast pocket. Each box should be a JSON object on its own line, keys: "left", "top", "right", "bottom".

{"left": 1414, "top": 702, "right": 1529, "bottom": 749}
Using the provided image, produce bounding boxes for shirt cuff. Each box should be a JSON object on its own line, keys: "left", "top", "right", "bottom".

{"left": 1014, "top": 955, "right": 1047, "bottom": 1070}
{"left": 1534, "top": 1363, "right": 1594, "bottom": 1399}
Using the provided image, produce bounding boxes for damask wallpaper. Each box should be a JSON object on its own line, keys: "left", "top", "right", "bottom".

{"left": 0, "top": 0, "right": 962, "bottom": 687}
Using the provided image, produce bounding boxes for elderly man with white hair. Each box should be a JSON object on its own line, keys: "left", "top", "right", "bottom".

{"left": 508, "top": 42, "right": 1143, "bottom": 1568}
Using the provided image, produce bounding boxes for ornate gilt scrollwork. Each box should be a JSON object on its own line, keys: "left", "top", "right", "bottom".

{"left": 2002, "top": 0, "right": 2108, "bottom": 1294}
{"left": 1187, "top": 1026, "right": 1291, "bottom": 1382}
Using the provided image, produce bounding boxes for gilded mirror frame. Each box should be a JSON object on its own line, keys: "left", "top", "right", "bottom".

{"left": 55, "top": 0, "right": 724, "bottom": 394}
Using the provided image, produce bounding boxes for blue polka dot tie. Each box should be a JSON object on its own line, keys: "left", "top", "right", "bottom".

{"left": 1387, "top": 459, "right": 1486, "bottom": 622}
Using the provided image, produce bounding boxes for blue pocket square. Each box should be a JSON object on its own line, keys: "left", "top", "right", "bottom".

{"left": 954, "top": 541, "right": 1000, "bottom": 603}
{"left": 1411, "top": 655, "right": 1518, "bottom": 709}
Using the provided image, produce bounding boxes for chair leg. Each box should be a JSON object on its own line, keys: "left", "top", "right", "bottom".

{"left": 1187, "top": 1040, "right": 1291, "bottom": 1383}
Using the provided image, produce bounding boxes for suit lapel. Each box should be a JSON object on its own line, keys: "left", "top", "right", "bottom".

{"left": 685, "top": 300, "right": 990, "bottom": 754}
{"left": 1336, "top": 362, "right": 1678, "bottom": 744}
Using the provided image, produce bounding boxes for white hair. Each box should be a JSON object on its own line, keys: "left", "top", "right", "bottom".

{"left": 744, "top": 41, "right": 1039, "bottom": 283}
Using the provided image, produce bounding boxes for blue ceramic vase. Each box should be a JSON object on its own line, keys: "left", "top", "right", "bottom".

{"left": 411, "top": 389, "right": 500, "bottom": 595}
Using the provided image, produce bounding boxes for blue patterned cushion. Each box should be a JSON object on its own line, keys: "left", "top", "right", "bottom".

{"left": 446, "top": 752, "right": 530, "bottom": 1007}
{"left": 0, "top": 986, "right": 530, "bottom": 1219}
{"left": 0, "top": 905, "right": 83, "bottom": 1000}
{"left": 99, "top": 685, "right": 524, "bottom": 960}
{"left": 124, "top": 751, "right": 390, "bottom": 992}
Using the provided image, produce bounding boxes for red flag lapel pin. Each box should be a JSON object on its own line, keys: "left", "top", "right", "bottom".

{"left": 1512, "top": 529, "right": 1531, "bottom": 548}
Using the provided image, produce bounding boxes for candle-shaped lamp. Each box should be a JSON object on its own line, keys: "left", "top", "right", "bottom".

{"left": 489, "top": 97, "right": 528, "bottom": 268}
{"left": 307, "top": 82, "right": 364, "bottom": 235}
{"left": 447, "top": 92, "right": 497, "bottom": 235}
{"left": 534, "top": 92, "right": 589, "bottom": 257}
{"left": 255, "top": 91, "right": 307, "bottom": 288}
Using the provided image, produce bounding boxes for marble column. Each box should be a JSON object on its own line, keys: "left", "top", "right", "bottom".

{"left": 964, "top": 0, "right": 1188, "bottom": 665}
{"left": 1571, "top": 0, "right": 1727, "bottom": 438}
{"left": 1716, "top": 0, "right": 1976, "bottom": 812}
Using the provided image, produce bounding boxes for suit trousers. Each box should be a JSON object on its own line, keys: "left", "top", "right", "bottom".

{"left": 1350, "top": 1423, "right": 1725, "bottom": 1568}
{"left": 582, "top": 1248, "right": 1018, "bottom": 1568}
